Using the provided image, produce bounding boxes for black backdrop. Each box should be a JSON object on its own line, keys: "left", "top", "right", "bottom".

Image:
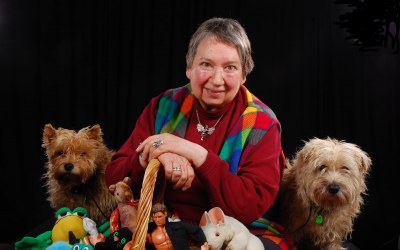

{"left": 1, "top": 0, "right": 399, "bottom": 249}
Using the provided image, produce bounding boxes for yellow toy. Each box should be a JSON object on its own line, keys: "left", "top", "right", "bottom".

{"left": 51, "top": 207, "right": 88, "bottom": 243}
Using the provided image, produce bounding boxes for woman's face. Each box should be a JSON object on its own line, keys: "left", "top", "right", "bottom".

{"left": 186, "top": 37, "right": 246, "bottom": 111}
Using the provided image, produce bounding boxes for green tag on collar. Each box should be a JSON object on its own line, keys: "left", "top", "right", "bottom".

{"left": 315, "top": 214, "right": 323, "bottom": 224}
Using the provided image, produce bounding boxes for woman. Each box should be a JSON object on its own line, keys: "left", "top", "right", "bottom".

{"left": 105, "top": 17, "right": 285, "bottom": 249}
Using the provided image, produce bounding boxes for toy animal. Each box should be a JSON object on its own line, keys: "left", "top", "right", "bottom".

{"left": 199, "top": 207, "right": 264, "bottom": 250}
{"left": 108, "top": 177, "right": 138, "bottom": 234}
{"left": 51, "top": 207, "right": 88, "bottom": 244}
{"left": 15, "top": 207, "right": 110, "bottom": 250}
{"left": 42, "top": 124, "right": 117, "bottom": 225}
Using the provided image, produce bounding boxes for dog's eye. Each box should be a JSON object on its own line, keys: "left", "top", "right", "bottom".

{"left": 341, "top": 166, "right": 350, "bottom": 172}
{"left": 318, "top": 165, "right": 326, "bottom": 171}
{"left": 80, "top": 152, "right": 87, "bottom": 157}
{"left": 55, "top": 151, "right": 65, "bottom": 157}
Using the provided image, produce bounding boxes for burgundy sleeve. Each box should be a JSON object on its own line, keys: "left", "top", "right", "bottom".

{"left": 194, "top": 124, "right": 283, "bottom": 225}
{"left": 105, "top": 96, "right": 160, "bottom": 192}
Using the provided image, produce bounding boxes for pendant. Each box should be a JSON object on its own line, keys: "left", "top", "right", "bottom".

{"left": 197, "top": 123, "right": 215, "bottom": 141}
{"left": 315, "top": 214, "right": 323, "bottom": 225}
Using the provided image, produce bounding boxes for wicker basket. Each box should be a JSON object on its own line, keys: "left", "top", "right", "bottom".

{"left": 125, "top": 158, "right": 165, "bottom": 250}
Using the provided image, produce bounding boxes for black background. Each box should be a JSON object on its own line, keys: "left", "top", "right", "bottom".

{"left": 0, "top": 0, "right": 399, "bottom": 249}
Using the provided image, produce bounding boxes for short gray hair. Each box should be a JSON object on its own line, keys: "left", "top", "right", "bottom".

{"left": 186, "top": 17, "right": 254, "bottom": 77}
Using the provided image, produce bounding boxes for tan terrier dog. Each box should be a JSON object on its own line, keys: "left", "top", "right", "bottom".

{"left": 42, "top": 124, "right": 117, "bottom": 224}
{"left": 279, "top": 137, "right": 372, "bottom": 250}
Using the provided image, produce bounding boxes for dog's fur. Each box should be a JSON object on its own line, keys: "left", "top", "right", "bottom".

{"left": 279, "top": 137, "right": 372, "bottom": 250}
{"left": 42, "top": 124, "right": 117, "bottom": 224}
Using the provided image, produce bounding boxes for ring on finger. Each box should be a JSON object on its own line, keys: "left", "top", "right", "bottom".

{"left": 152, "top": 140, "right": 163, "bottom": 148}
{"left": 172, "top": 166, "right": 182, "bottom": 171}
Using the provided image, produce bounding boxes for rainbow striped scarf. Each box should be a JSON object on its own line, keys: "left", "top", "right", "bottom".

{"left": 155, "top": 84, "right": 280, "bottom": 174}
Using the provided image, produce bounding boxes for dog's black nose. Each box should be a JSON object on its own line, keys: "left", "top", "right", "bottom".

{"left": 327, "top": 183, "right": 340, "bottom": 194}
{"left": 64, "top": 163, "right": 74, "bottom": 172}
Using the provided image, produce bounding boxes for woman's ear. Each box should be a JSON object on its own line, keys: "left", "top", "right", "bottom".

{"left": 186, "top": 68, "right": 192, "bottom": 80}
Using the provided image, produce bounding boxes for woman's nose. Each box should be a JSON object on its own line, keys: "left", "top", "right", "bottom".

{"left": 210, "top": 68, "right": 224, "bottom": 85}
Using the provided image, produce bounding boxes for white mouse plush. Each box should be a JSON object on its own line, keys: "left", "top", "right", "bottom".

{"left": 199, "top": 207, "right": 264, "bottom": 250}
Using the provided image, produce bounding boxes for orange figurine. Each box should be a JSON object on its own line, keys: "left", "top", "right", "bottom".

{"left": 146, "top": 203, "right": 209, "bottom": 250}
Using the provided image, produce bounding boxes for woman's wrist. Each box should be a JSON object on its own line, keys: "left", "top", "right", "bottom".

{"left": 190, "top": 143, "right": 208, "bottom": 168}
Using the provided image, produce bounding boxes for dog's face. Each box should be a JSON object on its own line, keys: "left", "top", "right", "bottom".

{"left": 292, "top": 138, "right": 372, "bottom": 209}
{"left": 42, "top": 124, "right": 104, "bottom": 187}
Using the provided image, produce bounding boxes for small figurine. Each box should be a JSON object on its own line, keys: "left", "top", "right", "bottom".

{"left": 145, "top": 203, "right": 209, "bottom": 250}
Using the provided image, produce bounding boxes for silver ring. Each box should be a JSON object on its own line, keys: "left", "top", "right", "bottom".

{"left": 152, "top": 140, "right": 163, "bottom": 148}
{"left": 172, "top": 166, "right": 182, "bottom": 171}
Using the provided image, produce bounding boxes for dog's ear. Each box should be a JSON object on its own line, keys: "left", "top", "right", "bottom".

{"left": 297, "top": 147, "right": 311, "bottom": 165}
{"left": 297, "top": 138, "right": 322, "bottom": 165}
{"left": 42, "top": 124, "right": 57, "bottom": 147}
{"left": 83, "top": 124, "right": 103, "bottom": 142}
{"left": 358, "top": 150, "right": 372, "bottom": 175}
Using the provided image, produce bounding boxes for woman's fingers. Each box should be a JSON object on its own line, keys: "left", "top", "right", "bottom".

{"left": 182, "top": 164, "right": 194, "bottom": 191}
{"left": 171, "top": 164, "right": 184, "bottom": 188}
{"left": 157, "top": 153, "right": 194, "bottom": 191}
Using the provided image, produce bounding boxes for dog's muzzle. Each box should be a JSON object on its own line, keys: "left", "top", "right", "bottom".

{"left": 327, "top": 183, "right": 340, "bottom": 195}
{"left": 64, "top": 163, "right": 74, "bottom": 172}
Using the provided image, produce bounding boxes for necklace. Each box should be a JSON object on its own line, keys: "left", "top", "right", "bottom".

{"left": 195, "top": 109, "right": 224, "bottom": 141}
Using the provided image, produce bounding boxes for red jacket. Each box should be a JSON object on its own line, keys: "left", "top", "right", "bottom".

{"left": 105, "top": 86, "right": 283, "bottom": 225}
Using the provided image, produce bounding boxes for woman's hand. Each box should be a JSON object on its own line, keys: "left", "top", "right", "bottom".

{"left": 136, "top": 133, "right": 205, "bottom": 191}
{"left": 136, "top": 133, "right": 208, "bottom": 168}
{"left": 158, "top": 153, "right": 194, "bottom": 191}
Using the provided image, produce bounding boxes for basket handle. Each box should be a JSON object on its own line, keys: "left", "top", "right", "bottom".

{"left": 126, "top": 158, "right": 164, "bottom": 250}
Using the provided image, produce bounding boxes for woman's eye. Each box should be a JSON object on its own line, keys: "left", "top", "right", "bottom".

{"left": 200, "top": 62, "right": 212, "bottom": 69}
{"left": 225, "top": 65, "right": 237, "bottom": 72}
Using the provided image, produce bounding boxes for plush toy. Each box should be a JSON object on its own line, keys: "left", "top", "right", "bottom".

{"left": 15, "top": 207, "right": 111, "bottom": 250}
{"left": 94, "top": 227, "right": 133, "bottom": 250}
{"left": 51, "top": 207, "right": 88, "bottom": 244}
{"left": 71, "top": 242, "right": 95, "bottom": 250}
{"left": 108, "top": 177, "right": 138, "bottom": 234}
{"left": 15, "top": 231, "right": 52, "bottom": 250}
{"left": 46, "top": 241, "right": 71, "bottom": 250}
{"left": 199, "top": 207, "right": 264, "bottom": 250}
